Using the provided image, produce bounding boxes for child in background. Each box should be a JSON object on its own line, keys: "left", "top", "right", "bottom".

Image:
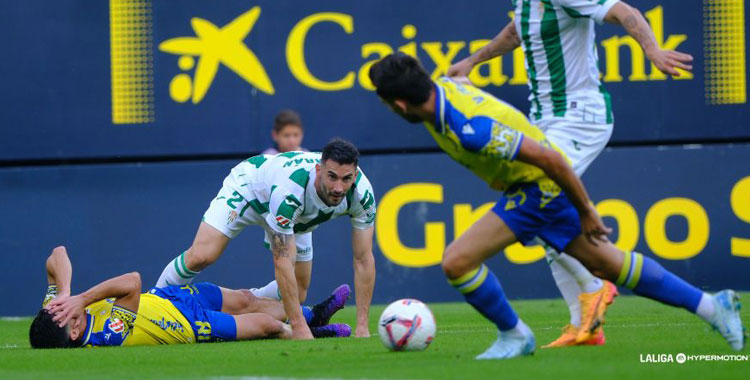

{"left": 262, "top": 110, "right": 308, "bottom": 155}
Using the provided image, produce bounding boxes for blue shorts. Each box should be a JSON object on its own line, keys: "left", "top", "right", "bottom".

{"left": 149, "top": 282, "right": 237, "bottom": 342}
{"left": 491, "top": 183, "right": 582, "bottom": 252}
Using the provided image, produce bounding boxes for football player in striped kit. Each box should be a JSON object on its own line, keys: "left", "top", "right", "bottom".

{"left": 155, "top": 139, "right": 376, "bottom": 340}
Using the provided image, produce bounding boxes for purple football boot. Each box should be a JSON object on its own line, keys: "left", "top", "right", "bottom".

{"left": 309, "top": 284, "right": 351, "bottom": 327}
{"left": 311, "top": 323, "right": 352, "bottom": 338}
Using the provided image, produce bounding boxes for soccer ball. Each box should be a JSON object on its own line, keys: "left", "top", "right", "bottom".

{"left": 378, "top": 298, "right": 436, "bottom": 351}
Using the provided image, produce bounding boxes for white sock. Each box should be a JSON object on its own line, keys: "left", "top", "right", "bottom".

{"left": 504, "top": 318, "right": 533, "bottom": 338}
{"left": 155, "top": 252, "right": 199, "bottom": 288}
{"left": 553, "top": 251, "right": 603, "bottom": 293}
{"left": 548, "top": 256, "right": 583, "bottom": 327}
{"left": 250, "top": 280, "right": 281, "bottom": 300}
{"left": 695, "top": 293, "right": 715, "bottom": 323}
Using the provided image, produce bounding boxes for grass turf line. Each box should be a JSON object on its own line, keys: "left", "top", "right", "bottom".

{"left": 0, "top": 294, "right": 747, "bottom": 380}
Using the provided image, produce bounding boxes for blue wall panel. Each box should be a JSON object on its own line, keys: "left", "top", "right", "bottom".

{"left": 2, "top": 144, "right": 749, "bottom": 316}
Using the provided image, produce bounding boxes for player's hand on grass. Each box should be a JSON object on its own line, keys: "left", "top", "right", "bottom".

{"left": 580, "top": 207, "right": 612, "bottom": 246}
{"left": 355, "top": 324, "right": 370, "bottom": 338}
{"left": 291, "top": 323, "right": 314, "bottom": 340}
{"left": 447, "top": 58, "right": 474, "bottom": 78}
{"left": 646, "top": 48, "right": 693, "bottom": 77}
{"left": 47, "top": 294, "right": 87, "bottom": 328}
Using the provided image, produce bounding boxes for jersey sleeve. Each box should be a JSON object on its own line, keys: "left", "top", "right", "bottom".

{"left": 555, "top": 0, "right": 619, "bottom": 24}
{"left": 453, "top": 116, "right": 524, "bottom": 161}
{"left": 89, "top": 305, "right": 137, "bottom": 346}
{"left": 265, "top": 185, "right": 304, "bottom": 234}
{"left": 348, "top": 171, "right": 377, "bottom": 230}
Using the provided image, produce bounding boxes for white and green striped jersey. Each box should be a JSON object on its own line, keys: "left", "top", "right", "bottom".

{"left": 226, "top": 151, "right": 376, "bottom": 235}
{"left": 512, "top": 0, "right": 617, "bottom": 124}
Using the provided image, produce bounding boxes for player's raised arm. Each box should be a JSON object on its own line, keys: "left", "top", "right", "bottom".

{"left": 43, "top": 246, "right": 73, "bottom": 306}
{"left": 515, "top": 137, "right": 612, "bottom": 245}
{"left": 351, "top": 226, "right": 375, "bottom": 338}
{"left": 47, "top": 271, "right": 141, "bottom": 328}
{"left": 603, "top": 2, "right": 693, "bottom": 76}
{"left": 268, "top": 229, "right": 313, "bottom": 340}
{"left": 447, "top": 20, "right": 520, "bottom": 77}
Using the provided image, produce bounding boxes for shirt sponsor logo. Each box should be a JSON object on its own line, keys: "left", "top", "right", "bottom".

{"left": 276, "top": 215, "right": 291, "bottom": 227}
{"left": 109, "top": 318, "right": 125, "bottom": 334}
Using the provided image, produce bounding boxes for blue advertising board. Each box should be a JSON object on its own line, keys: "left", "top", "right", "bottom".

{"left": 2, "top": 143, "right": 749, "bottom": 316}
{"left": 1, "top": 0, "right": 748, "bottom": 161}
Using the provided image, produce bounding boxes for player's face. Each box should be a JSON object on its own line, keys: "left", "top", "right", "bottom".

{"left": 381, "top": 97, "right": 423, "bottom": 123}
{"left": 66, "top": 315, "right": 86, "bottom": 342}
{"left": 315, "top": 160, "right": 358, "bottom": 206}
{"left": 272, "top": 124, "right": 304, "bottom": 153}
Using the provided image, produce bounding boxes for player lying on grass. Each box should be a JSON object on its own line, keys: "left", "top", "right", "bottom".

{"left": 369, "top": 53, "right": 746, "bottom": 359}
{"left": 155, "top": 139, "right": 376, "bottom": 339}
{"left": 30, "top": 246, "right": 351, "bottom": 349}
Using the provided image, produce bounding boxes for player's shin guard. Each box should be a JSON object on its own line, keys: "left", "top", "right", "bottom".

{"left": 616, "top": 252, "right": 702, "bottom": 312}
{"left": 449, "top": 264, "right": 519, "bottom": 331}
{"left": 155, "top": 251, "right": 200, "bottom": 288}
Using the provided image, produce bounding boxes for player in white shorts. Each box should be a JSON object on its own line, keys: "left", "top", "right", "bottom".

{"left": 155, "top": 139, "right": 377, "bottom": 339}
{"left": 449, "top": 0, "right": 693, "bottom": 346}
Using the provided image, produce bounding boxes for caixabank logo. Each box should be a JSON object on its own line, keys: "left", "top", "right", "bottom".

{"left": 108, "top": 0, "right": 747, "bottom": 125}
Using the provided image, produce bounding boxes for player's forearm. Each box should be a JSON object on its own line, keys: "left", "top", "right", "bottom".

{"left": 274, "top": 259, "right": 306, "bottom": 326}
{"left": 353, "top": 252, "right": 375, "bottom": 329}
{"left": 46, "top": 246, "right": 72, "bottom": 296}
{"left": 79, "top": 272, "right": 141, "bottom": 308}
{"left": 271, "top": 233, "right": 306, "bottom": 327}
{"left": 606, "top": 3, "right": 659, "bottom": 58}
{"left": 468, "top": 21, "right": 520, "bottom": 65}
{"left": 540, "top": 152, "right": 596, "bottom": 217}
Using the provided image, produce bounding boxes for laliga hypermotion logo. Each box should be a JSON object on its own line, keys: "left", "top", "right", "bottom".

{"left": 159, "top": 6, "right": 274, "bottom": 104}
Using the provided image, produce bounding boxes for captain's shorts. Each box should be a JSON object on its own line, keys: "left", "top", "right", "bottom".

{"left": 536, "top": 118, "right": 612, "bottom": 176}
{"left": 491, "top": 183, "right": 582, "bottom": 253}
{"left": 150, "top": 282, "right": 237, "bottom": 342}
{"left": 202, "top": 181, "right": 314, "bottom": 262}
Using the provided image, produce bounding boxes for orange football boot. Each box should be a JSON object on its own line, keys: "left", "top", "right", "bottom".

{"left": 575, "top": 281, "right": 619, "bottom": 343}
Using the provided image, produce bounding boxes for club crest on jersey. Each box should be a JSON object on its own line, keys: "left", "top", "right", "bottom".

{"left": 109, "top": 318, "right": 125, "bottom": 334}
{"left": 227, "top": 210, "right": 238, "bottom": 224}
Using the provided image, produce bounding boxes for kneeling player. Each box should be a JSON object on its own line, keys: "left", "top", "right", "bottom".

{"left": 30, "top": 246, "right": 351, "bottom": 348}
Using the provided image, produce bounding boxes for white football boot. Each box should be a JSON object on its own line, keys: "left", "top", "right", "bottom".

{"left": 476, "top": 326, "right": 536, "bottom": 360}
{"left": 708, "top": 289, "right": 746, "bottom": 351}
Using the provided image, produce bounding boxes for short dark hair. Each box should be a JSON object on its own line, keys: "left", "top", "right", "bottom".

{"left": 273, "top": 109, "right": 303, "bottom": 133}
{"left": 29, "top": 309, "right": 78, "bottom": 349}
{"left": 369, "top": 53, "right": 433, "bottom": 104}
{"left": 321, "top": 138, "right": 359, "bottom": 167}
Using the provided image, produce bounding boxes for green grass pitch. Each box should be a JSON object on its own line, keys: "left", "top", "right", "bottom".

{"left": 1, "top": 295, "right": 747, "bottom": 380}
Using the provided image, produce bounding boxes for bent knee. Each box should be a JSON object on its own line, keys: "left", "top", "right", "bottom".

{"left": 236, "top": 289, "right": 257, "bottom": 310}
{"left": 442, "top": 246, "right": 471, "bottom": 279}
{"left": 184, "top": 248, "right": 216, "bottom": 271}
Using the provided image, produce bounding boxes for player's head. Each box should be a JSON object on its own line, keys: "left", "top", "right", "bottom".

{"left": 369, "top": 52, "right": 433, "bottom": 123}
{"left": 272, "top": 110, "right": 304, "bottom": 153}
{"left": 316, "top": 138, "right": 359, "bottom": 206}
{"left": 29, "top": 309, "right": 83, "bottom": 349}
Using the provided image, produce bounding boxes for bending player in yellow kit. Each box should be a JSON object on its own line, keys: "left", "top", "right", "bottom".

{"left": 30, "top": 246, "right": 351, "bottom": 348}
{"left": 369, "top": 53, "right": 745, "bottom": 359}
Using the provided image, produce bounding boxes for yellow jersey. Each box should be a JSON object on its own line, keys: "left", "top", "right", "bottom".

{"left": 80, "top": 294, "right": 195, "bottom": 347}
{"left": 425, "top": 77, "right": 570, "bottom": 192}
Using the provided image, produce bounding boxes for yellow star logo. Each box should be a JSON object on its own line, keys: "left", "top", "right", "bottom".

{"left": 159, "top": 6, "right": 274, "bottom": 104}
